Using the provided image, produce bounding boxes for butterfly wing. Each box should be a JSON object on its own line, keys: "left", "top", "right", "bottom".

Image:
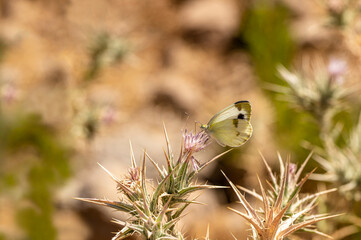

{"left": 207, "top": 101, "right": 252, "bottom": 147}
{"left": 207, "top": 101, "right": 251, "bottom": 125}
{"left": 208, "top": 119, "right": 252, "bottom": 147}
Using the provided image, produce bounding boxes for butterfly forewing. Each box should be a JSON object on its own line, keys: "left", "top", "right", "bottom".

{"left": 207, "top": 101, "right": 251, "bottom": 125}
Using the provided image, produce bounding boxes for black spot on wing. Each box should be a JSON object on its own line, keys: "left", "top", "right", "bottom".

{"left": 237, "top": 113, "right": 245, "bottom": 119}
{"left": 233, "top": 119, "right": 239, "bottom": 128}
{"left": 236, "top": 131, "right": 240, "bottom": 136}
{"left": 234, "top": 100, "right": 249, "bottom": 111}
{"left": 235, "top": 100, "right": 249, "bottom": 104}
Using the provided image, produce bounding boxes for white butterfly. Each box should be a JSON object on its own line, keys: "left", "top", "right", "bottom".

{"left": 201, "top": 101, "right": 253, "bottom": 147}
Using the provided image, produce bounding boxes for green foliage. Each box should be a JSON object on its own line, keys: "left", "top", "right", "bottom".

{"left": 238, "top": 2, "right": 320, "bottom": 162}
{"left": 0, "top": 38, "right": 5, "bottom": 62}
{"left": 84, "top": 32, "right": 129, "bottom": 82}
{"left": 242, "top": 3, "right": 294, "bottom": 84}
{"left": 17, "top": 207, "right": 56, "bottom": 240}
{"left": 0, "top": 113, "right": 71, "bottom": 240}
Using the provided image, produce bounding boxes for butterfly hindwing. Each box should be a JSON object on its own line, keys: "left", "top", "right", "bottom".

{"left": 208, "top": 118, "right": 252, "bottom": 147}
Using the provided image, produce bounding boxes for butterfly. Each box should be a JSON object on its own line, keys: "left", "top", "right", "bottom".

{"left": 200, "top": 101, "right": 253, "bottom": 147}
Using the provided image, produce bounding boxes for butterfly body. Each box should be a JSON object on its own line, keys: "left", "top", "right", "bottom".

{"left": 201, "top": 101, "right": 253, "bottom": 147}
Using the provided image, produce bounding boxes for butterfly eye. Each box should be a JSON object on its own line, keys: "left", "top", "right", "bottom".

{"left": 237, "top": 113, "right": 245, "bottom": 119}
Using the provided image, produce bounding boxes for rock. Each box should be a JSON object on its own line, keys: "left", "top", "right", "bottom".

{"left": 178, "top": 0, "right": 241, "bottom": 48}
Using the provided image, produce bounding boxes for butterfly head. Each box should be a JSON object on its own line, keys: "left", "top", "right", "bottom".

{"left": 200, "top": 124, "right": 209, "bottom": 131}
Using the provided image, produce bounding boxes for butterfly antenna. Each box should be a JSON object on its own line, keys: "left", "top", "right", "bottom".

{"left": 194, "top": 120, "right": 203, "bottom": 132}
{"left": 183, "top": 112, "right": 190, "bottom": 131}
{"left": 183, "top": 112, "right": 203, "bottom": 132}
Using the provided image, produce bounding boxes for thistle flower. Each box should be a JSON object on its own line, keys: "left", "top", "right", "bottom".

{"left": 77, "top": 125, "right": 228, "bottom": 240}
{"left": 183, "top": 129, "right": 210, "bottom": 153}
{"left": 182, "top": 129, "right": 210, "bottom": 170}
{"left": 328, "top": 58, "right": 347, "bottom": 84}
{"left": 118, "top": 167, "right": 141, "bottom": 192}
{"left": 225, "top": 153, "right": 339, "bottom": 240}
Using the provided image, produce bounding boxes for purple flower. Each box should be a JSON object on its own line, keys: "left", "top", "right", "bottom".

{"left": 118, "top": 167, "right": 141, "bottom": 191}
{"left": 1, "top": 82, "right": 18, "bottom": 104}
{"left": 128, "top": 167, "right": 140, "bottom": 182}
{"left": 183, "top": 129, "right": 210, "bottom": 153}
{"left": 100, "top": 105, "right": 117, "bottom": 125}
{"left": 190, "top": 156, "right": 201, "bottom": 171}
{"left": 328, "top": 58, "right": 347, "bottom": 84}
{"left": 288, "top": 163, "right": 298, "bottom": 188}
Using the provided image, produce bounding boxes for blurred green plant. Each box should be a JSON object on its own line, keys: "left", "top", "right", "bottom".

{"left": 275, "top": 58, "right": 355, "bottom": 139}
{"left": 70, "top": 89, "right": 119, "bottom": 142}
{"left": 0, "top": 113, "right": 71, "bottom": 240}
{"left": 242, "top": 2, "right": 294, "bottom": 85}
{"left": 273, "top": 57, "right": 361, "bottom": 239}
{"left": 237, "top": 2, "right": 321, "bottom": 161}
{"left": 0, "top": 38, "right": 5, "bottom": 62}
{"left": 274, "top": 57, "right": 360, "bottom": 195}
{"left": 69, "top": 32, "right": 125, "bottom": 142}
{"left": 84, "top": 32, "right": 129, "bottom": 82}
{"left": 325, "top": 0, "right": 356, "bottom": 27}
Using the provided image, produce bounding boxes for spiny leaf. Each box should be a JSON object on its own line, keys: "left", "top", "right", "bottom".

{"left": 259, "top": 151, "right": 278, "bottom": 189}
{"left": 295, "top": 151, "right": 313, "bottom": 183}
{"left": 222, "top": 171, "right": 262, "bottom": 226}
{"left": 150, "top": 167, "right": 176, "bottom": 212}
{"left": 177, "top": 185, "right": 224, "bottom": 197}
{"left": 256, "top": 175, "right": 270, "bottom": 222}
{"left": 76, "top": 198, "right": 135, "bottom": 213}
{"left": 175, "top": 158, "right": 190, "bottom": 189}
{"left": 145, "top": 151, "right": 165, "bottom": 178}
{"left": 163, "top": 122, "right": 173, "bottom": 166}
{"left": 236, "top": 185, "right": 263, "bottom": 201}
{"left": 197, "top": 149, "right": 233, "bottom": 173}
{"left": 278, "top": 214, "right": 342, "bottom": 238}
{"left": 228, "top": 207, "right": 263, "bottom": 234}
{"left": 156, "top": 196, "right": 172, "bottom": 224}
{"left": 141, "top": 151, "right": 150, "bottom": 216}
{"left": 129, "top": 140, "right": 137, "bottom": 168}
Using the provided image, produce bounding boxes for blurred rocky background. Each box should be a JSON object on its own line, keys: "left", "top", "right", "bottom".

{"left": 0, "top": 0, "right": 361, "bottom": 239}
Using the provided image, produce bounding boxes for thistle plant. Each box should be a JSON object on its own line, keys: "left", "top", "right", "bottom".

{"left": 78, "top": 126, "right": 230, "bottom": 240}
{"left": 312, "top": 113, "right": 361, "bottom": 201}
{"left": 276, "top": 58, "right": 351, "bottom": 134}
{"left": 225, "top": 153, "right": 339, "bottom": 240}
{"left": 269, "top": 57, "right": 361, "bottom": 238}
{"left": 70, "top": 89, "right": 118, "bottom": 141}
{"left": 274, "top": 58, "right": 361, "bottom": 200}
